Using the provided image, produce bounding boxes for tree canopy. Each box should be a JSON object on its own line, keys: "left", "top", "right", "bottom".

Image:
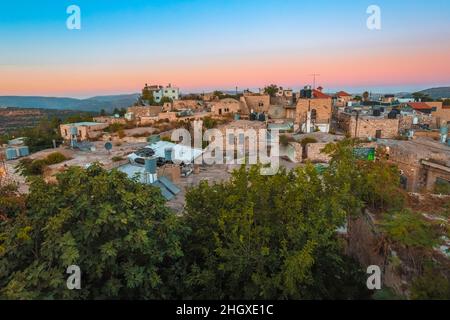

{"left": 0, "top": 164, "right": 187, "bottom": 299}
{"left": 180, "top": 163, "right": 370, "bottom": 299}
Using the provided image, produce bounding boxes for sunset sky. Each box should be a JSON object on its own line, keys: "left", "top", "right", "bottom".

{"left": 1, "top": 0, "right": 450, "bottom": 98}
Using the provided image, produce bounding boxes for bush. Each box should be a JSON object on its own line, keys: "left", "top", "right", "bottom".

{"left": 410, "top": 264, "right": 450, "bottom": 299}
{"left": 45, "top": 152, "right": 67, "bottom": 165}
{"left": 15, "top": 152, "right": 68, "bottom": 177}
{"left": 111, "top": 156, "right": 125, "bottom": 162}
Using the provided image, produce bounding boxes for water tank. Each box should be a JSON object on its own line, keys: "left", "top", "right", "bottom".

{"left": 70, "top": 127, "right": 78, "bottom": 135}
{"left": 387, "top": 111, "right": 397, "bottom": 119}
{"left": 300, "top": 89, "right": 312, "bottom": 99}
{"left": 234, "top": 114, "right": 241, "bottom": 120}
{"left": 6, "top": 148, "right": 18, "bottom": 160}
{"left": 440, "top": 126, "right": 448, "bottom": 135}
{"left": 258, "top": 113, "right": 266, "bottom": 121}
{"left": 18, "top": 146, "right": 30, "bottom": 157}
{"left": 144, "top": 157, "right": 157, "bottom": 174}
{"left": 412, "top": 116, "right": 419, "bottom": 125}
{"left": 164, "top": 148, "right": 173, "bottom": 162}
{"left": 373, "top": 109, "right": 381, "bottom": 117}
{"left": 249, "top": 112, "right": 257, "bottom": 121}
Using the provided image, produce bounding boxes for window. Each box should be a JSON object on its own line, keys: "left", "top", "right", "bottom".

{"left": 311, "top": 109, "right": 317, "bottom": 121}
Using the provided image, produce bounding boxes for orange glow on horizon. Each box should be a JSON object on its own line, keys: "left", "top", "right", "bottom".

{"left": 1, "top": 44, "right": 449, "bottom": 97}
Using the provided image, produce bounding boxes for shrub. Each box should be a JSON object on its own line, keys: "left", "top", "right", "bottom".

{"left": 45, "top": 152, "right": 67, "bottom": 165}
{"left": 15, "top": 152, "right": 68, "bottom": 177}
{"left": 112, "top": 156, "right": 125, "bottom": 162}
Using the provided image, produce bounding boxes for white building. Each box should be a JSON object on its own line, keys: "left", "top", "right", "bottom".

{"left": 152, "top": 84, "right": 180, "bottom": 102}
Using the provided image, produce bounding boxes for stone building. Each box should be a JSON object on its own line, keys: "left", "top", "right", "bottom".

{"left": 406, "top": 101, "right": 449, "bottom": 127}
{"left": 427, "top": 101, "right": 450, "bottom": 127}
{"left": 209, "top": 98, "right": 241, "bottom": 116}
{"left": 378, "top": 138, "right": 450, "bottom": 192}
{"left": 60, "top": 122, "right": 109, "bottom": 141}
{"left": 172, "top": 100, "right": 203, "bottom": 111}
{"left": 398, "top": 113, "right": 434, "bottom": 133}
{"left": 338, "top": 112, "right": 399, "bottom": 139}
{"left": 143, "top": 83, "right": 180, "bottom": 103}
{"left": 333, "top": 91, "right": 353, "bottom": 107}
{"left": 291, "top": 88, "right": 333, "bottom": 133}
{"left": 240, "top": 93, "right": 270, "bottom": 114}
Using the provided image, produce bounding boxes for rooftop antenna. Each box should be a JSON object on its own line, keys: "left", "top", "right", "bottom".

{"left": 308, "top": 74, "right": 320, "bottom": 90}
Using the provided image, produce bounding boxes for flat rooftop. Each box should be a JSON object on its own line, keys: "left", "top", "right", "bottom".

{"left": 63, "top": 122, "right": 105, "bottom": 126}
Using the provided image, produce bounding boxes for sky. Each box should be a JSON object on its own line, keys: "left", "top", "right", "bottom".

{"left": 0, "top": 0, "right": 450, "bottom": 98}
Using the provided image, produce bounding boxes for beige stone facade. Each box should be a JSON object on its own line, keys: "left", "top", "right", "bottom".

{"left": 379, "top": 138, "right": 450, "bottom": 192}
{"left": 240, "top": 94, "right": 270, "bottom": 114}
{"left": 60, "top": 122, "right": 109, "bottom": 141}
{"left": 93, "top": 116, "right": 127, "bottom": 125}
{"left": 427, "top": 101, "right": 450, "bottom": 126}
{"left": 209, "top": 98, "right": 241, "bottom": 116}
{"left": 127, "top": 106, "right": 162, "bottom": 118}
{"left": 339, "top": 113, "right": 399, "bottom": 139}
{"left": 295, "top": 97, "right": 332, "bottom": 125}
{"left": 305, "top": 143, "right": 331, "bottom": 163}
{"left": 173, "top": 100, "right": 203, "bottom": 111}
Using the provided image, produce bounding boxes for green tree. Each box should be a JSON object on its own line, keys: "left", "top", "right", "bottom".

{"left": 158, "top": 96, "right": 173, "bottom": 106}
{"left": 0, "top": 164, "right": 186, "bottom": 299}
{"left": 264, "top": 84, "right": 279, "bottom": 97}
{"left": 141, "top": 86, "right": 155, "bottom": 105}
{"left": 412, "top": 92, "right": 433, "bottom": 102}
{"left": 0, "top": 182, "right": 25, "bottom": 220}
{"left": 362, "top": 91, "right": 370, "bottom": 102}
{"left": 180, "top": 164, "right": 370, "bottom": 299}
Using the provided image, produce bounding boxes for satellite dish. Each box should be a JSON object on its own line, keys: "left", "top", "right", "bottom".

{"left": 104, "top": 142, "right": 113, "bottom": 152}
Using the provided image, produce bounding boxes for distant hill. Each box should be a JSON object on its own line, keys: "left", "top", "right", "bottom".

{"left": 0, "top": 93, "right": 140, "bottom": 112}
{"left": 417, "top": 87, "right": 450, "bottom": 99}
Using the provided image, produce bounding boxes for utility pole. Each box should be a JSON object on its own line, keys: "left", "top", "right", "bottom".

{"left": 308, "top": 74, "right": 320, "bottom": 89}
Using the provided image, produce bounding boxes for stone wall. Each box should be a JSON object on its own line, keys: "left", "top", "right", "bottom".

{"left": 241, "top": 94, "right": 270, "bottom": 113}
{"left": 398, "top": 114, "right": 434, "bottom": 132}
{"left": 127, "top": 106, "right": 161, "bottom": 118}
{"left": 305, "top": 143, "right": 331, "bottom": 163}
{"left": 295, "top": 98, "right": 332, "bottom": 125}
{"left": 280, "top": 142, "right": 302, "bottom": 162}
{"left": 339, "top": 113, "right": 399, "bottom": 139}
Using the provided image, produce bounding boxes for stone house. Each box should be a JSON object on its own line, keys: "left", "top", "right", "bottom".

{"left": 293, "top": 88, "right": 333, "bottom": 132}
{"left": 338, "top": 113, "right": 399, "bottom": 139}
{"left": 60, "top": 122, "right": 109, "bottom": 141}
{"left": 209, "top": 98, "right": 241, "bottom": 116}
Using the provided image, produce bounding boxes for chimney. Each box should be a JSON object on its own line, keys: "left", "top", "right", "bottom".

{"left": 317, "top": 86, "right": 323, "bottom": 92}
